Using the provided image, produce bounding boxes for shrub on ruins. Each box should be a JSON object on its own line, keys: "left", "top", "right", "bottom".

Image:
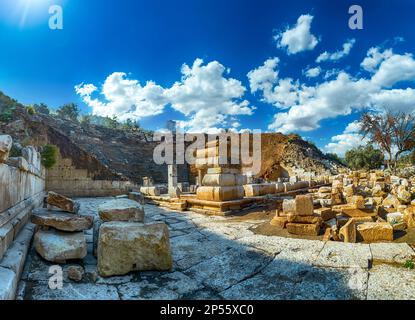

{"left": 33, "top": 103, "right": 50, "bottom": 115}
{"left": 345, "top": 145, "right": 384, "bottom": 170}
{"left": 360, "top": 110, "right": 415, "bottom": 171}
{"left": 122, "top": 118, "right": 141, "bottom": 132}
{"left": 403, "top": 259, "right": 415, "bottom": 270}
{"left": 26, "top": 105, "right": 36, "bottom": 115}
{"left": 40, "top": 144, "right": 58, "bottom": 169}
{"left": 57, "top": 103, "right": 80, "bottom": 122}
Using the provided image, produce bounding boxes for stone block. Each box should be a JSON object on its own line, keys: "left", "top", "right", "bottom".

{"left": 339, "top": 219, "right": 356, "bottom": 243}
{"left": 46, "top": 191, "right": 80, "bottom": 213}
{"left": 286, "top": 223, "right": 320, "bottom": 236}
{"left": 196, "top": 186, "right": 244, "bottom": 201}
{"left": 356, "top": 222, "right": 393, "bottom": 242}
{"left": 202, "top": 173, "right": 245, "bottom": 187}
{"left": 287, "top": 214, "right": 322, "bottom": 225}
{"left": 295, "top": 195, "right": 314, "bottom": 216}
{"left": 269, "top": 216, "right": 287, "bottom": 228}
{"left": 97, "top": 222, "right": 172, "bottom": 277}
{"left": 313, "top": 207, "right": 335, "bottom": 221}
{"left": 282, "top": 198, "right": 295, "bottom": 214}
{"left": 98, "top": 198, "right": 145, "bottom": 222}
{"left": 34, "top": 229, "right": 87, "bottom": 263}
{"left": 243, "top": 183, "right": 276, "bottom": 197}
{"left": 0, "top": 135, "right": 12, "bottom": 163}
{"left": 31, "top": 208, "right": 93, "bottom": 232}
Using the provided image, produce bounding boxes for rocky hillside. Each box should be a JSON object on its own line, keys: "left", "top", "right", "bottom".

{"left": 0, "top": 91, "right": 341, "bottom": 184}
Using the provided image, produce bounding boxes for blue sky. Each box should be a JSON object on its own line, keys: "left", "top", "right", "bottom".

{"left": 1, "top": 0, "right": 415, "bottom": 155}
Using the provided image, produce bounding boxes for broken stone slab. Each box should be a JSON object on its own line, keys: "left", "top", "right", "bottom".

{"left": 314, "top": 207, "right": 336, "bottom": 221}
{"left": 46, "top": 191, "right": 80, "bottom": 213}
{"left": 67, "top": 265, "right": 84, "bottom": 282}
{"left": 294, "top": 195, "right": 314, "bottom": 216}
{"left": 386, "top": 212, "right": 404, "bottom": 226}
{"left": 339, "top": 219, "right": 356, "bottom": 243}
{"left": 403, "top": 206, "right": 415, "bottom": 228}
{"left": 0, "top": 135, "right": 12, "bottom": 163}
{"left": 34, "top": 229, "right": 87, "bottom": 263}
{"left": 97, "top": 222, "right": 172, "bottom": 277}
{"left": 286, "top": 223, "right": 320, "bottom": 236}
{"left": 350, "top": 195, "right": 365, "bottom": 209}
{"left": 356, "top": 222, "right": 393, "bottom": 242}
{"left": 287, "top": 214, "right": 322, "bottom": 225}
{"left": 370, "top": 243, "right": 415, "bottom": 265}
{"left": 31, "top": 208, "right": 93, "bottom": 232}
{"left": 128, "top": 191, "right": 144, "bottom": 204}
{"left": 270, "top": 216, "right": 287, "bottom": 228}
{"left": 98, "top": 198, "right": 144, "bottom": 222}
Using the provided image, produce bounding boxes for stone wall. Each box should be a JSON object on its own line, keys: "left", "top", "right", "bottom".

{"left": 46, "top": 152, "right": 138, "bottom": 197}
{"left": 0, "top": 138, "right": 45, "bottom": 299}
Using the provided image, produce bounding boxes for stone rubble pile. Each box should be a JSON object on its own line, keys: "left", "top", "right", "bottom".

{"left": 31, "top": 191, "right": 89, "bottom": 263}
{"left": 271, "top": 169, "right": 415, "bottom": 243}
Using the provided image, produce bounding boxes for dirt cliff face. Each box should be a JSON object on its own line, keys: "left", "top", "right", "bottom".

{"left": 1, "top": 91, "right": 341, "bottom": 184}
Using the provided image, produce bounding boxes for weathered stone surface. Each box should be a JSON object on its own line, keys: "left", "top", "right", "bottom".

{"left": 386, "top": 212, "right": 404, "bottom": 226}
{"left": 367, "top": 265, "right": 415, "bottom": 299}
{"left": 350, "top": 195, "right": 365, "bottom": 209}
{"left": 67, "top": 265, "right": 84, "bottom": 281}
{"left": 315, "top": 242, "right": 372, "bottom": 269}
{"left": 403, "top": 206, "right": 415, "bottom": 228}
{"left": 397, "top": 186, "right": 411, "bottom": 204}
{"left": 370, "top": 243, "right": 415, "bottom": 265}
{"left": 243, "top": 184, "right": 276, "bottom": 197}
{"left": 339, "top": 219, "right": 356, "bottom": 243}
{"left": 196, "top": 186, "right": 244, "bottom": 201}
{"left": 0, "top": 135, "right": 12, "bottom": 163}
{"left": 314, "top": 207, "right": 335, "bottom": 221}
{"left": 270, "top": 216, "right": 287, "bottom": 228}
{"left": 97, "top": 222, "right": 172, "bottom": 277}
{"left": 0, "top": 266, "right": 16, "bottom": 300}
{"left": 6, "top": 156, "right": 29, "bottom": 171}
{"left": 27, "top": 283, "right": 120, "bottom": 300}
{"left": 287, "top": 214, "right": 322, "bottom": 224}
{"left": 203, "top": 173, "right": 245, "bottom": 187}
{"left": 34, "top": 229, "right": 87, "bottom": 263}
{"left": 286, "top": 223, "right": 320, "bottom": 236}
{"left": 98, "top": 198, "right": 145, "bottom": 222}
{"left": 383, "top": 194, "right": 400, "bottom": 209}
{"left": 31, "top": 208, "right": 93, "bottom": 232}
{"left": 128, "top": 192, "right": 144, "bottom": 204}
{"left": 46, "top": 191, "right": 80, "bottom": 213}
{"left": 140, "top": 186, "right": 161, "bottom": 196}
{"left": 356, "top": 222, "right": 393, "bottom": 242}
{"left": 282, "top": 199, "right": 295, "bottom": 214}
{"left": 294, "top": 195, "right": 314, "bottom": 216}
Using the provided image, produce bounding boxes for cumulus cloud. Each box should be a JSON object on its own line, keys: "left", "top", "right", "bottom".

{"left": 360, "top": 47, "right": 393, "bottom": 72}
{"left": 304, "top": 66, "right": 321, "bottom": 78}
{"left": 274, "top": 14, "right": 319, "bottom": 55}
{"left": 76, "top": 58, "right": 254, "bottom": 133}
{"left": 316, "top": 39, "right": 356, "bottom": 63}
{"left": 247, "top": 57, "right": 279, "bottom": 93}
{"left": 248, "top": 46, "right": 415, "bottom": 134}
{"left": 324, "top": 121, "right": 367, "bottom": 156}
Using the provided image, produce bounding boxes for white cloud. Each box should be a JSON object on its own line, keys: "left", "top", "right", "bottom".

{"left": 324, "top": 123, "right": 366, "bottom": 157}
{"left": 75, "top": 73, "right": 167, "bottom": 121}
{"left": 248, "top": 46, "right": 415, "bottom": 134}
{"left": 360, "top": 47, "right": 393, "bottom": 72}
{"left": 247, "top": 57, "right": 279, "bottom": 93}
{"left": 316, "top": 39, "right": 356, "bottom": 63}
{"left": 76, "top": 58, "right": 255, "bottom": 133}
{"left": 275, "top": 14, "right": 319, "bottom": 55}
{"left": 304, "top": 66, "right": 321, "bottom": 78}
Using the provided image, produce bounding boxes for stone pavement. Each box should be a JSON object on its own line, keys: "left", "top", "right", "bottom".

{"left": 17, "top": 197, "right": 415, "bottom": 300}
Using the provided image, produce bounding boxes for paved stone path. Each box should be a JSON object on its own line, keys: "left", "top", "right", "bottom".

{"left": 18, "top": 197, "right": 415, "bottom": 300}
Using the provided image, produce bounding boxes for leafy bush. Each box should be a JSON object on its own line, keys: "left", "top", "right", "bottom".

{"left": 40, "top": 144, "right": 58, "bottom": 169}
{"left": 27, "top": 105, "right": 36, "bottom": 115}
{"left": 345, "top": 145, "right": 384, "bottom": 170}
{"left": 0, "top": 104, "right": 15, "bottom": 122}
{"left": 57, "top": 103, "right": 79, "bottom": 122}
{"left": 403, "top": 260, "right": 415, "bottom": 270}
{"left": 33, "top": 103, "right": 50, "bottom": 114}
{"left": 325, "top": 153, "right": 345, "bottom": 165}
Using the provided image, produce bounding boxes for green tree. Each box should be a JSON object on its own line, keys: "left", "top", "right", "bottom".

{"left": 57, "top": 103, "right": 79, "bottom": 122}
{"left": 26, "top": 105, "right": 36, "bottom": 115}
{"left": 122, "top": 118, "right": 141, "bottom": 132}
{"left": 33, "top": 103, "right": 50, "bottom": 114}
{"left": 40, "top": 144, "right": 58, "bottom": 169}
{"left": 345, "top": 145, "right": 384, "bottom": 170}
{"left": 325, "top": 153, "right": 345, "bottom": 165}
{"left": 103, "top": 116, "right": 119, "bottom": 129}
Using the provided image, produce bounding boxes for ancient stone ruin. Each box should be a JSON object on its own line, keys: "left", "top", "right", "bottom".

{"left": 1, "top": 133, "right": 415, "bottom": 300}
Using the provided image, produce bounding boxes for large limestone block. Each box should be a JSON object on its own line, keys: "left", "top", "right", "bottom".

{"left": 98, "top": 198, "right": 145, "bottom": 222}
{"left": 403, "top": 206, "right": 415, "bottom": 228}
{"left": 350, "top": 195, "right": 365, "bottom": 209}
{"left": 139, "top": 186, "right": 161, "bottom": 196}
{"left": 31, "top": 208, "right": 93, "bottom": 232}
{"left": 196, "top": 186, "right": 244, "bottom": 201}
{"left": 314, "top": 207, "right": 335, "bottom": 221}
{"left": 383, "top": 194, "right": 401, "bottom": 209}
{"left": 0, "top": 135, "right": 12, "bottom": 163}
{"left": 282, "top": 198, "right": 295, "bottom": 214}
{"left": 34, "top": 229, "right": 87, "bottom": 263}
{"left": 286, "top": 223, "right": 320, "bottom": 236}
{"left": 206, "top": 167, "right": 240, "bottom": 174}
{"left": 295, "top": 195, "right": 314, "bottom": 216}
{"left": 339, "top": 219, "right": 356, "bottom": 243}
{"left": 287, "top": 214, "right": 322, "bottom": 225}
{"left": 46, "top": 191, "right": 80, "bottom": 213}
{"left": 97, "top": 222, "right": 172, "bottom": 277}
{"left": 6, "top": 157, "right": 29, "bottom": 172}
{"left": 202, "top": 173, "right": 245, "bottom": 187}
{"left": 356, "top": 222, "right": 393, "bottom": 242}
{"left": 270, "top": 216, "right": 287, "bottom": 228}
{"left": 243, "top": 184, "right": 276, "bottom": 197}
